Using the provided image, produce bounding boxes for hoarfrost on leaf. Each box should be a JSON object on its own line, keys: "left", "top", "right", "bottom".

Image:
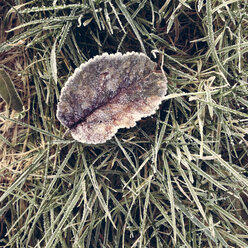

{"left": 57, "top": 52, "right": 167, "bottom": 144}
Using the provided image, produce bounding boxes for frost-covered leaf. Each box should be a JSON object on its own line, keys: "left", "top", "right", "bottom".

{"left": 57, "top": 52, "right": 167, "bottom": 144}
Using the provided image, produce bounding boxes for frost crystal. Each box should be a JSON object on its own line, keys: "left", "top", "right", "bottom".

{"left": 57, "top": 52, "right": 167, "bottom": 144}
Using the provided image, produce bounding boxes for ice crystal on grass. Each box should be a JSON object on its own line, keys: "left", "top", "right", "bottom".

{"left": 57, "top": 52, "right": 167, "bottom": 144}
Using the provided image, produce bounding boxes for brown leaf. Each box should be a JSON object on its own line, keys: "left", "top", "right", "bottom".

{"left": 57, "top": 52, "right": 167, "bottom": 144}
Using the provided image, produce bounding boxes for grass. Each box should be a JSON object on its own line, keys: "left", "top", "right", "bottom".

{"left": 0, "top": 0, "right": 248, "bottom": 247}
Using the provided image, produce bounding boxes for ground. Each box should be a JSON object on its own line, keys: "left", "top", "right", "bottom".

{"left": 0, "top": 0, "right": 248, "bottom": 247}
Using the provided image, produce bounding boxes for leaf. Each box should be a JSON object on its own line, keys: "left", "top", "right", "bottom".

{"left": 0, "top": 68, "right": 23, "bottom": 112}
{"left": 57, "top": 52, "right": 168, "bottom": 144}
